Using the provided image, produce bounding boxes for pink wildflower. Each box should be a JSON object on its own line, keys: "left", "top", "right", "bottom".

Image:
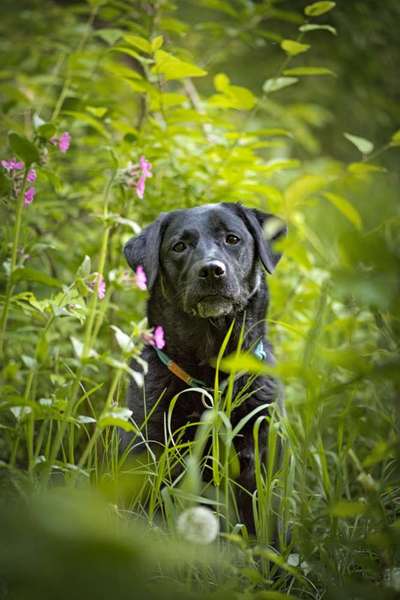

{"left": 24, "top": 187, "right": 36, "bottom": 206}
{"left": 135, "top": 265, "right": 147, "bottom": 290}
{"left": 152, "top": 325, "right": 165, "bottom": 350}
{"left": 27, "top": 168, "right": 37, "bottom": 183}
{"left": 1, "top": 158, "right": 24, "bottom": 172}
{"left": 58, "top": 132, "right": 71, "bottom": 153}
{"left": 135, "top": 175, "right": 145, "bottom": 199}
{"left": 97, "top": 274, "right": 106, "bottom": 300}
{"left": 139, "top": 155, "right": 152, "bottom": 179}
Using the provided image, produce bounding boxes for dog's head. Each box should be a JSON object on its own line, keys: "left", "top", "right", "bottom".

{"left": 124, "top": 203, "right": 286, "bottom": 319}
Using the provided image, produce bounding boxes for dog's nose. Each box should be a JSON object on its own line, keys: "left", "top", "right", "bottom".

{"left": 198, "top": 260, "right": 226, "bottom": 280}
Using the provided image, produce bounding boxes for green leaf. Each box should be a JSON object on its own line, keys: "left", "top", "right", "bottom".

{"left": 12, "top": 268, "right": 63, "bottom": 288}
{"left": 262, "top": 158, "right": 301, "bottom": 174}
{"left": 8, "top": 132, "right": 39, "bottom": 165}
{"left": 283, "top": 66, "right": 335, "bottom": 77}
{"left": 98, "top": 407, "right": 134, "bottom": 432}
{"left": 152, "top": 50, "right": 207, "bottom": 80}
{"left": 330, "top": 501, "right": 367, "bottom": 518}
{"left": 299, "top": 23, "right": 337, "bottom": 35}
{"left": 95, "top": 28, "right": 123, "bottom": 46}
{"left": 344, "top": 132, "right": 374, "bottom": 154}
{"left": 390, "top": 129, "right": 400, "bottom": 146}
{"left": 151, "top": 35, "right": 164, "bottom": 51}
{"left": 281, "top": 39, "right": 310, "bottom": 56}
{"left": 214, "top": 72, "right": 230, "bottom": 92}
{"left": 37, "top": 123, "right": 56, "bottom": 140}
{"left": 262, "top": 77, "right": 299, "bottom": 93}
{"left": 305, "top": 1, "right": 336, "bottom": 17}
{"left": 76, "top": 255, "right": 91, "bottom": 278}
{"left": 323, "top": 192, "right": 362, "bottom": 230}
{"left": 122, "top": 34, "right": 152, "bottom": 54}
{"left": 219, "top": 352, "right": 273, "bottom": 375}
{"left": 348, "top": 162, "right": 386, "bottom": 176}
{"left": 209, "top": 85, "right": 256, "bottom": 111}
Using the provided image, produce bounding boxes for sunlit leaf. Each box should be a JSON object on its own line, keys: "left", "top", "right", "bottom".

{"left": 263, "top": 77, "right": 299, "bottom": 93}
{"left": 299, "top": 23, "right": 337, "bottom": 35}
{"left": 323, "top": 192, "right": 362, "bottom": 229}
{"left": 390, "top": 129, "right": 400, "bottom": 146}
{"left": 152, "top": 50, "right": 207, "bottom": 80}
{"left": 122, "top": 34, "right": 152, "bottom": 54}
{"left": 281, "top": 39, "right": 310, "bottom": 56}
{"left": 283, "top": 66, "right": 335, "bottom": 77}
{"left": 344, "top": 132, "right": 374, "bottom": 154}
{"left": 305, "top": 1, "right": 336, "bottom": 17}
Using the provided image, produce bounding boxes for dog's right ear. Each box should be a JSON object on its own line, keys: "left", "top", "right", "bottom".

{"left": 124, "top": 213, "right": 169, "bottom": 290}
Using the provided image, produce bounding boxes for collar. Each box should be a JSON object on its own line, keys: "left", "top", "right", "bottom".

{"left": 154, "top": 340, "right": 267, "bottom": 392}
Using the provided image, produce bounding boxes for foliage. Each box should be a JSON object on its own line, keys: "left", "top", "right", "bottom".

{"left": 0, "top": 1, "right": 399, "bottom": 599}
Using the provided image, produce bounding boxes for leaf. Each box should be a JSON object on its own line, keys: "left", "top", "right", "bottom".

{"left": 214, "top": 72, "right": 230, "bottom": 92}
{"left": 323, "top": 192, "right": 362, "bottom": 229}
{"left": 122, "top": 34, "right": 152, "bottom": 54}
{"left": 37, "top": 123, "right": 56, "bottom": 140}
{"left": 95, "top": 28, "right": 123, "bottom": 46}
{"left": 299, "top": 23, "right": 337, "bottom": 35}
{"left": 209, "top": 85, "right": 256, "bottom": 111}
{"left": 304, "top": 1, "right": 336, "bottom": 17}
{"left": 77, "top": 415, "right": 97, "bottom": 424}
{"left": 8, "top": 132, "right": 39, "bottom": 165}
{"left": 263, "top": 77, "right": 299, "bottom": 93}
{"left": 390, "top": 129, "right": 400, "bottom": 146}
{"left": 219, "top": 352, "right": 273, "bottom": 375}
{"left": 98, "top": 407, "right": 134, "bottom": 432}
{"left": 344, "top": 132, "right": 374, "bottom": 154}
{"left": 152, "top": 50, "right": 207, "bottom": 80}
{"left": 151, "top": 35, "right": 164, "bottom": 51}
{"left": 280, "top": 39, "right": 310, "bottom": 56}
{"left": 76, "top": 255, "right": 91, "bottom": 278}
{"left": 347, "top": 162, "right": 386, "bottom": 176}
{"left": 330, "top": 501, "right": 367, "bottom": 518}
{"left": 261, "top": 158, "right": 301, "bottom": 174}
{"left": 110, "top": 325, "right": 134, "bottom": 353}
{"left": 283, "top": 66, "right": 335, "bottom": 77}
{"left": 12, "top": 268, "right": 63, "bottom": 288}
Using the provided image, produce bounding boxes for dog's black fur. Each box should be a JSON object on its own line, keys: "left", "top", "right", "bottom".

{"left": 121, "top": 202, "right": 285, "bottom": 529}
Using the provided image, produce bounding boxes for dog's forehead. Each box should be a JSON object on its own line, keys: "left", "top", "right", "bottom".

{"left": 164, "top": 204, "right": 247, "bottom": 237}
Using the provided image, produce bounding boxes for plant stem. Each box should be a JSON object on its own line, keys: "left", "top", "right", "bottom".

{"left": 0, "top": 171, "right": 28, "bottom": 358}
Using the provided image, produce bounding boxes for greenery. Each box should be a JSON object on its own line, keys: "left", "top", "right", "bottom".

{"left": 0, "top": 1, "right": 399, "bottom": 598}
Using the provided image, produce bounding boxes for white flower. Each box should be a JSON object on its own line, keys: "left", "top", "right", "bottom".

{"left": 177, "top": 506, "right": 219, "bottom": 545}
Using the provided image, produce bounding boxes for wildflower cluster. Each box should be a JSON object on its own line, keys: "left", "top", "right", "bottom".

{"left": 119, "top": 156, "right": 152, "bottom": 199}
{"left": 1, "top": 131, "right": 71, "bottom": 207}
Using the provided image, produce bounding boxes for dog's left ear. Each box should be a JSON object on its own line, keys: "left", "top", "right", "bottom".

{"left": 227, "top": 203, "right": 287, "bottom": 274}
{"left": 123, "top": 213, "right": 169, "bottom": 289}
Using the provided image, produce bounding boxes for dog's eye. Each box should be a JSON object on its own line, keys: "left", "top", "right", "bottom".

{"left": 172, "top": 241, "right": 186, "bottom": 253}
{"left": 226, "top": 234, "right": 240, "bottom": 245}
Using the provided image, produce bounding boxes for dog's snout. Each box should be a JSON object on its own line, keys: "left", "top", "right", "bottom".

{"left": 198, "top": 260, "right": 226, "bottom": 280}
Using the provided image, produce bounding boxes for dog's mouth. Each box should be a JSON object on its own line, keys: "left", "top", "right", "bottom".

{"left": 194, "top": 294, "right": 234, "bottom": 319}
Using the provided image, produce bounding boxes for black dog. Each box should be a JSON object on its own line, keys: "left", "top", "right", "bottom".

{"left": 122, "top": 202, "right": 285, "bottom": 529}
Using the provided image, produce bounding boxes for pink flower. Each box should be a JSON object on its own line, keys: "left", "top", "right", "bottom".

{"left": 97, "top": 274, "right": 106, "bottom": 300}
{"left": 135, "top": 175, "right": 145, "bottom": 199}
{"left": 1, "top": 158, "right": 24, "bottom": 172}
{"left": 27, "top": 168, "right": 37, "bottom": 183}
{"left": 152, "top": 325, "right": 165, "bottom": 350}
{"left": 58, "top": 132, "right": 71, "bottom": 153}
{"left": 139, "top": 155, "right": 152, "bottom": 179}
{"left": 135, "top": 265, "right": 147, "bottom": 290}
{"left": 24, "top": 187, "right": 36, "bottom": 206}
